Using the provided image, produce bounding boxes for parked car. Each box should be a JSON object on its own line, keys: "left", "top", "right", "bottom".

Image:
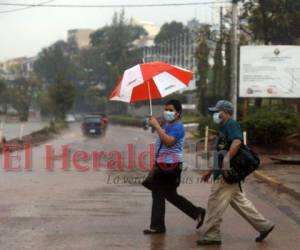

{"left": 81, "top": 115, "right": 104, "bottom": 136}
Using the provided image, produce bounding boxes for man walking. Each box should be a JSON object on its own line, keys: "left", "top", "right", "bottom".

{"left": 196, "top": 100, "right": 275, "bottom": 246}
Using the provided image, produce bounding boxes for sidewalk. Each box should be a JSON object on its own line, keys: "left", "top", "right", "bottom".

{"left": 254, "top": 158, "right": 300, "bottom": 201}
{"left": 184, "top": 130, "right": 300, "bottom": 202}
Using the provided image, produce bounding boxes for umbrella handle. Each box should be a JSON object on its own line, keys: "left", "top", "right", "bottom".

{"left": 146, "top": 80, "right": 153, "bottom": 116}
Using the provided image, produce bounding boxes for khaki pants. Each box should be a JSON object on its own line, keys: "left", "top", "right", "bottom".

{"left": 201, "top": 178, "right": 273, "bottom": 241}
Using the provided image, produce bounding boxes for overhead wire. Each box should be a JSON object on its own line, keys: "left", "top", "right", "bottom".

{"left": 0, "top": 1, "right": 231, "bottom": 10}
{"left": 0, "top": 0, "right": 56, "bottom": 14}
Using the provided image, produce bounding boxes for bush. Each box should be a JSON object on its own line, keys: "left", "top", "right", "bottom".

{"left": 48, "top": 119, "right": 69, "bottom": 133}
{"left": 181, "top": 115, "right": 201, "bottom": 124}
{"left": 241, "top": 106, "right": 299, "bottom": 145}
{"left": 109, "top": 115, "right": 143, "bottom": 127}
{"left": 197, "top": 116, "right": 219, "bottom": 137}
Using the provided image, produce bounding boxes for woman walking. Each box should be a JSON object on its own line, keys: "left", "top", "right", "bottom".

{"left": 143, "top": 99, "right": 206, "bottom": 234}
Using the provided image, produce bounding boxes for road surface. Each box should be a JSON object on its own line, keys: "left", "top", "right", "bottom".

{"left": 0, "top": 124, "right": 299, "bottom": 250}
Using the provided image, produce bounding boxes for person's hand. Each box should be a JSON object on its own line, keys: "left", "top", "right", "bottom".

{"left": 201, "top": 170, "right": 212, "bottom": 182}
{"left": 222, "top": 169, "right": 229, "bottom": 178}
{"left": 148, "top": 116, "right": 160, "bottom": 130}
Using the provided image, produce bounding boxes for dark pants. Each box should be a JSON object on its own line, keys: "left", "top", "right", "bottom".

{"left": 150, "top": 185, "right": 201, "bottom": 231}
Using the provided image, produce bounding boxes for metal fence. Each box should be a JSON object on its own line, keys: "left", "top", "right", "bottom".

{"left": 142, "top": 30, "right": 198, "bottom": 72}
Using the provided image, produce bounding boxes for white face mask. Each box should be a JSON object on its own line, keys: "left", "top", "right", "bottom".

{"left": 163, "top": 111, "right": 176, "bottom": 122}
{"left": 213, "top": 112, "right": 222, "bottom": 124}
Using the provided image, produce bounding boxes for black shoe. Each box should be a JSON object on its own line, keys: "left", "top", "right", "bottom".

{"left": 143, "top": 229, "right": 166, "bottom": 235}
{"left": 256, "top": 225, "right": 275, "bottom": 242}
{"left": 196, "top": 207, "right": 206, "bottom": 229}
{"left": 196, "top": 239, "right": 222, "bottom": 246}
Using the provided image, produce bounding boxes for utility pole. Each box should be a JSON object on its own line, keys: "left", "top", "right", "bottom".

{"left": 231, "top": 0, "right": 239, "bottom": 119}
{"left": 220, "top": 6, "right": 223, "bottom": 41}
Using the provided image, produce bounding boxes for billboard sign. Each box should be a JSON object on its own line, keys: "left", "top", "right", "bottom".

{"left": 240, "top": 46, "right": 300, "bottom": 98}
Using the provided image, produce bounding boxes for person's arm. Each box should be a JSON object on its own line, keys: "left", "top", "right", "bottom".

{"left": 202, "top": 137, "right": 242, "bottom": 182}
{"left": 201, "top": 169, "right": 213, "bottom": 182}
{"left": 155, "top": 126, "right": 176, "bottom": 147}
{"left": 222, "top": 139, "right": 242, "bottom": 177}
{"left": 227, "top": 139, "right": 242, "bottom": 159}
{"left": 148, "top": 116, "right": 176, "bottom": 147}
{"left": 223, "top": 121, "right": 243, "bottom": 169}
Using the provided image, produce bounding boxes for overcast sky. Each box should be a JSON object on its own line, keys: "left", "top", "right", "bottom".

{"left": 0, "top": 0, "right": 229, "bottom": 61}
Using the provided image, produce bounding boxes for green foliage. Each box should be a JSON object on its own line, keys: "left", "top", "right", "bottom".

{"left": 241, "top": 106, "right": 300, "bottom": 145}
{"left": 37, "top": 90, "right": 53, "bottom": 117}
{"left": 181, "top": 115, "right": 200, "bottom": 124}
{"left": 197, "top": 116, "right": 218, "bottom": 137}
{"left": 48, "top": 78, "right": 76, "bottom": 120}
{"left": 34, "top": 41, "right": 77, "bottom": 83}
{"left": 48, "top": 119, "right": 69, "bottom": 133}
{"left": 85, "top": 86, "right": 107, "bottom": 112}
{"left": 224, "top": 36, "right": 231, "bottom": 100}
{"left": 195, "top": 25, "right": 211, "bottom": 116}
{"left": 0, "top": 79, "right": 9, "bottom": 114}
{"left": 211, "top": 37, "right": 224, "bottom": 97}
{"left": 9, "top": 75, "right": 40, "bottom": 121}
{"left": 242, "top": 0, "right": 300, "bottom": 44}
{"left": 90, "top": 10, "right": 147, "bottom": 98}
{"left": 109, "top": 115, "right": 143, "bottom": 127}
{"left": 154, "top": 21, "right": 187, "bottom": 44}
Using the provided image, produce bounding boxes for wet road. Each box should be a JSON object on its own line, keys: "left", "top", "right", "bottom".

{"left": 0, "top": 124, "right": 299, "bottom": 250}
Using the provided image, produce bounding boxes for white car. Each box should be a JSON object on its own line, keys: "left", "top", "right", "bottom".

{"left": 65, "top": 114, "right": 76, "bottom": 123}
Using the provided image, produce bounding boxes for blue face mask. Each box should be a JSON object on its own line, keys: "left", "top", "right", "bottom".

{"left": 164, "top": 111, "right": 176, "bottom": 122}
{"left": 213, "top": 112, "right": 222, "bottom": 124}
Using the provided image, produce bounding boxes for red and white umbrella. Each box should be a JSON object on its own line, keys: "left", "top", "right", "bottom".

{"left": 109, "top": 61, "right": 193, "bottom": 115}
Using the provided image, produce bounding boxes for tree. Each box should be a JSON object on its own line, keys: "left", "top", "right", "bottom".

{"left": 37, "top": 90, "right": 53, "bottom": 118}
{"left": 195, "top": 26, "right": 211, "bottom": 115}
{"left": 47, "top": 78, "right": 76, "bottom": 120}
{"left": 242, "top": 0, "right": 300, "bottom": 45}
{"left": 224, "top": 35, "right": 232, "bottom": 100}
{"left": 154, "top": 21, "right": 187, "bottom": 44}
{"left": 89, "top": 10, "right": 147, "bottom": 114}
{"left": 34, "top": 40, "right": 77, "bottom": 83}
{"left": 211, "top": 37, "right": 224, "bottom": 98}
{"left": 90, "top": 11, "right": 147, "bottom": 93}
{"left": 0, "top": 79, "right": 8, "bottom": 114}
{"left": 9, "top": 74, "right": 40, "bottom": 121}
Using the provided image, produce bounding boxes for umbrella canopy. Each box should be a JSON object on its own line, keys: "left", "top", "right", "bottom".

{"left": 109, "top": 61, "right": 193, "bottom": 104}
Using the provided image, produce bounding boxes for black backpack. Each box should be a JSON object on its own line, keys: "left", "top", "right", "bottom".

{"left": 216, "top": 128, "right": 260, "bottom": 184}
{"left": 222, "top": 144, "right": 260, "bottom": 184}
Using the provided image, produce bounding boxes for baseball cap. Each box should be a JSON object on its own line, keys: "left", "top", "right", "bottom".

{"left": 208, "top": 100, "right": 234, "bottom": 114}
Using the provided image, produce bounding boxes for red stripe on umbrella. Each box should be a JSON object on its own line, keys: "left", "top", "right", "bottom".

{"left": 109, "top": 61, "right": 193, "bottom": 115}
{"left": 130, "top": 78, "right": 162, "bottom": 103}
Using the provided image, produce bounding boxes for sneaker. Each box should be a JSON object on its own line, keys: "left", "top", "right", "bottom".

{"left": 256, "top": 225, "right": 275, "bottom": 242}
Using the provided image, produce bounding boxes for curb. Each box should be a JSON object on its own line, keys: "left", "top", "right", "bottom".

{"left": 0, "top": 127, "right": 58, "bottom": 154}
{"left": 254, "top": 170, "right": 300, "bottom": 201}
